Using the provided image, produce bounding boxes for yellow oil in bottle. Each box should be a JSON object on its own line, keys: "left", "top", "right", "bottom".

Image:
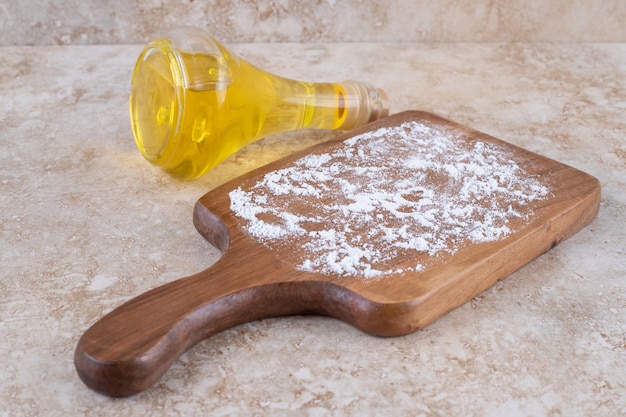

{"left": 130, "top": 28, "right": 388, "bottom": 179}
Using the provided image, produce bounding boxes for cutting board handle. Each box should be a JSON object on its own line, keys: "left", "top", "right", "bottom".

{"left": 73, "top": 262, "right": 266, "bottom": 397}
{"left": 73, "top": 257, "right": 378, "bottom": 397}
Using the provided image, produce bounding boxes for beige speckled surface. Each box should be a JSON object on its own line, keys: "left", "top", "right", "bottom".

{"left": 1, "top": 40, "right": 625, "bottom": 415}
{"left": 3, "top": 0, "right": 626, "bottom": 45}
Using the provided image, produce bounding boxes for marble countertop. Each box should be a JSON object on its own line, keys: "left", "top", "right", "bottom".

{"left": 2, "top": 41, "right": 625, "bottom": 416}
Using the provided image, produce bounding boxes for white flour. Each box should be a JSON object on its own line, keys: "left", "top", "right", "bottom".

{"left": 229, "top": 121, "right": 549, "bottom": 278}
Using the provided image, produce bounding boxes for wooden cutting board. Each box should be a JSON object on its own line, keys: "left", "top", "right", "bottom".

{"left": 75, "top": 111, "right": 600, "bottom": 397}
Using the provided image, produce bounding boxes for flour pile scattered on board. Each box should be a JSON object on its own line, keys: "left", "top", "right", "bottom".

{"left": 229, "top": 121, "right": 549, "bottom": 278}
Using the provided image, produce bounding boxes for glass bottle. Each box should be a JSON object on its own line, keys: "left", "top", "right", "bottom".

{"left": 129, "top": 27, "right": 389, "bottom": 179}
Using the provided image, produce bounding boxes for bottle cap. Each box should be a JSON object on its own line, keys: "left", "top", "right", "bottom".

{"left": 338, "top": 81, "right": 390, "bottom": 130}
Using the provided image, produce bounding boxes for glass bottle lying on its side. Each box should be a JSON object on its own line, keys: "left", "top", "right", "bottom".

{"left": 129, "top": 27, "right": 389, "bottom": 179}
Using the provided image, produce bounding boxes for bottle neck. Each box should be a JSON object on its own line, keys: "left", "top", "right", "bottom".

{"left": 293, "top": 80, "right": 389, "bottom": 133}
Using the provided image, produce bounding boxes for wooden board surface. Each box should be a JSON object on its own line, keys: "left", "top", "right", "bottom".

{"left": 75, "top": 111, "right": 600, "bottom": 396}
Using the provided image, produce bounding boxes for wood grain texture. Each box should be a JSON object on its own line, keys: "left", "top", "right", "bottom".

{"left": 75, "top": 111, "right": 600, "bottom": 397}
